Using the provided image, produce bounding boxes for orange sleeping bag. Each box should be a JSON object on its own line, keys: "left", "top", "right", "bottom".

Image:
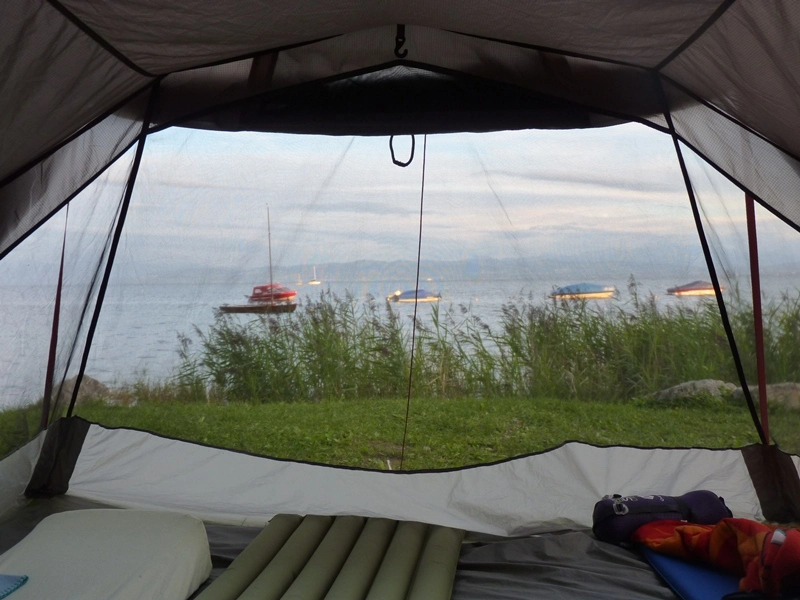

{"left": 632, "top": 518, "right": 800, "bottom": 596}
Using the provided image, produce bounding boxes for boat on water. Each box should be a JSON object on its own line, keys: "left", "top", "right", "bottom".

{"left": 220, "top": 281, "right": 298, "bottom": 315}
{"left": 249, "top": 283, "right": 298, "bottom": 303}
{"left": 218, "top": 300, "right": 297, "bottom": 314}
{"left": 666, "top": 280, "right": 721, "bottom": 297}
{"left": 219, "top": 206, "right": 298, "bottom": 314}
{"left": 550, "top": 283, "right": 616, "bottom": 300}
{"left": 308, "top": 266, "right": 321, "bottom": 286}
{"left": 387, "top": 289, "right": 442, "bottom": 303}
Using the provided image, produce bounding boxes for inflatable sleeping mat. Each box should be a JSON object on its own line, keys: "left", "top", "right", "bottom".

{"left": 195, "top": 514, "right": 465, "bottom": 600}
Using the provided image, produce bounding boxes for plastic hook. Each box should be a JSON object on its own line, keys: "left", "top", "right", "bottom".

{"left": 394, "top": 24, "right": 408, "bottom": 58}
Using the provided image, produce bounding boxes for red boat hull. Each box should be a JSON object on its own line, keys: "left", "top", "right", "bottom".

{"left": 249, "top": 283, "right": 298, "bottom": 303}
{"left": 219, "top": 302, "right": 297, "bottom": 314}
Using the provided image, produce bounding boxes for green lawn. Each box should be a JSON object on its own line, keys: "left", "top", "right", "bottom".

{"left": 63, "top": 396, "right": 767, "bottom": 470}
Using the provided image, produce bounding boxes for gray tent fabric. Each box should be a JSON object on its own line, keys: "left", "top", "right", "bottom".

{"left": 3, "top": 1, "right": 800, "bottom": 257}
{"left": 662, "top": 2, "right": 800, "bottom": 159}
{"left": 53, "top": 1, "right": 724, "bottom": 73}
{"left": 452, "top": 532, "right": 678, "bottom": 600}
{"left": 1, "top": 1, "right": 148, "bottom": 182}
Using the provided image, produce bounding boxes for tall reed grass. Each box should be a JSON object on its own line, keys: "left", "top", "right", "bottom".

{"left": 175, "top": 282, "right": 800, "bottom": 404}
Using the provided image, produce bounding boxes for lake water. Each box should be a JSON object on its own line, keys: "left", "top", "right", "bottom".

{"left": 2, "top": 274, "right": 799, "bottom": 408}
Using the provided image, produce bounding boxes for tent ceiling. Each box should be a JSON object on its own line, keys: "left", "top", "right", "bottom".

{"left": 2, "top": 0, "right": 147, "bottom": 182}
{"left": 60, "top": 0, "right": 723, "bottom": 73}
{"left": 3, "top": 1, "right": 800, "bottom": 256}
{"left": 175, "top": 66, "right": 626, "bottom": 136}
{"left": 662, "top": 1, "right": 800, "bottom": 160}
{"left": 149, "top": 26, "right": 668, "bottom": 138}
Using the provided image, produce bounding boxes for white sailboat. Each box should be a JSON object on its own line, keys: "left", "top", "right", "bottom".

{"left": 308, "top": 266, "right": 321, "bottom": 286}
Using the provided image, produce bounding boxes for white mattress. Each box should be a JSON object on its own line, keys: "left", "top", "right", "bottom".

{"left": 0, "top": 509, "right": 211, "bottom": 600}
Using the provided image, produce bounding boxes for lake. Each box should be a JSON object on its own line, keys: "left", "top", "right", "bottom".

{"left": 2, "top": 274, "right": 798, "bottom": 408}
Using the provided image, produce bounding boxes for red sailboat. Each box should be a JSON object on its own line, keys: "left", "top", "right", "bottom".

{"left": 219, "top": 206, "right": 298, "bottom": 314}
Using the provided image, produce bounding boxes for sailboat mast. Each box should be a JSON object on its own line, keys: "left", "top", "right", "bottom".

{"left": 267, "top": 204, "right": 273, "bottom": 289}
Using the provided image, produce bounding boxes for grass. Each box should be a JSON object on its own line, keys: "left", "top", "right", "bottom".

{"left": 72, "top": 395, "right": 764, "bottom": 470}
{"left": 0, "top": 404, "right": 41, "bottom": 459}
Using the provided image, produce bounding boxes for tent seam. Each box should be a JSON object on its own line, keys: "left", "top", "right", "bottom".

{"left": 0, "top": 139, "right": 139, "bottom": 263}
{"left": 65, "top": 80, "right": 163, "bottom": 418}
{"left": 400, "top": 134, "right": 427, "bottom": 469}
{"left": 659, "top": 73, "right": 800, "bottom": 166}
{"left": 669, "top": 134, "right": 800, "bottom": 238}
{"left": 166, "top": 35, "right": 341, "bottom": 75}
{"left": 654, "top": 0, "right": 738, "bottom": 71}
{"left": 45, "top": 0, "right": 154, "bottom": 77}
{"left": 177, "top": 26, "right": 653, "bottom": 75}
{"left": 444, "top": 30, "right": 650, "bottom": 70}
{"left": 0, "top": 84, "right": 153, "bottom": 191}
{"left": 148, "top": 60, "right": 413, "bottom": 132}
{"left": 57, "top": 219, "right": 119, "bottom": 420}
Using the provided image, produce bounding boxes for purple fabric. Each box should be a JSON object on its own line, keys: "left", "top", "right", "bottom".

{"left": 592, "top": 490, "right": 732, "bottom": 544}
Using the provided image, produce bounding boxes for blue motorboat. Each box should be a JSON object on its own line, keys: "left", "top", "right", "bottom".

{"left": 387, "top": 289, "right": 442, "bottom": 303}
{"left": 550, "top": 283, "right": 616, "bottom": 300}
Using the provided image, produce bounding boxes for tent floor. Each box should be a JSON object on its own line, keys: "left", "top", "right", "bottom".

{"left": 0, "top": 495, "right": 678, "bottom": 599}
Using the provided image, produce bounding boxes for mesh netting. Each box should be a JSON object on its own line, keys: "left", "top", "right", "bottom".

{"left": 0, "top": 122, "right": 769, "bottom": 467}
{"left": 0, "top": 89, "right": 149, "bottom": 259}
{"left": 0, "top": 148, "right": 136, "bottom": 453}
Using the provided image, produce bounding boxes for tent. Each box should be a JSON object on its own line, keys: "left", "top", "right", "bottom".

{"left": 3, "top": 1, "right": 800, "bottom": 596}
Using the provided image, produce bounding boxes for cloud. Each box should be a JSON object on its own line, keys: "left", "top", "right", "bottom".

{"left": 17, "top": 121, "right": 800, "bottom": 285}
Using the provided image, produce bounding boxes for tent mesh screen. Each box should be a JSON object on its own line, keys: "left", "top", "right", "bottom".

{"left": 665, "top": 80, "right": 800, "bottom": 232}
{"left": 0, "top": 121, "right": 771, "bottom": 468}
{"left": 0, "top": 149, "right": 136, "bottom": 456}
{"left": 684, "top": 143, "right": 800, "bottom": 454}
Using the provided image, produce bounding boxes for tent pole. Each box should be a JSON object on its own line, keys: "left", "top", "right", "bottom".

{"left": 65, "top": 81, "right": 161, "bottom": 418}
{"left": 267, "top": 204, "right": 273, "bottom": 289}
{"left": 652, "top": 72, "right": 766, "bottom": 444}
{"left": 746, "top": 192, "right": 770, "bottom": 443}
{"left": 40, "top": 205, "right": 69, "bottom": 430}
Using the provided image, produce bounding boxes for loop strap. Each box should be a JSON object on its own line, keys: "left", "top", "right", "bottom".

{"left": 390, "top": 135, "right": 415, "bottom": 167}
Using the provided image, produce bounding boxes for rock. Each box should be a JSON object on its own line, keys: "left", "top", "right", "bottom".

{"left": 732, "top": 382, "right": 800, "bottom": 410}
{"left": 652, "top": 379, "right": 736, "bottom": 402}
{"left": 54, "top": 375, "right": 110, "bottom": 406}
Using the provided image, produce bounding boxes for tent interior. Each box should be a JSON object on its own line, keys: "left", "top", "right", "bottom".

{"left": 3, "top": 1, "right": 800, "bottom": 598}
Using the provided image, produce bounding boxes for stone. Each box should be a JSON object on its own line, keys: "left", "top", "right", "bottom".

{"left": 732, "top": 382, "right": 800, "bottom": 410}
{"left": 652, "top": 379, "right": 736, "bottom": 402}
{"left": 53, "top": 375, "right": 111, "bottom": 406}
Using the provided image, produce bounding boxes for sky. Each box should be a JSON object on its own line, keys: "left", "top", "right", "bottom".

{"left": 4, "top": 121, "right": 800, "bottom": 289}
